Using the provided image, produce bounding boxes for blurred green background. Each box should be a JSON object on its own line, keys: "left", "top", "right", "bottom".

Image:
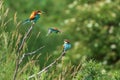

{"left": 0, "top": 0, "right": 120, "bottom": 79}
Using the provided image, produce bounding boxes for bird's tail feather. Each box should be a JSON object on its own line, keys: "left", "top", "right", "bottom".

{"left": 22, "top": 19, "right": 30, "bottom": 25}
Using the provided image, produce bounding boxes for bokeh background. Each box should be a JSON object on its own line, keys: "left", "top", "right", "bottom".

{"left": 0, "top": 0, "right": 120, "bottom": 80}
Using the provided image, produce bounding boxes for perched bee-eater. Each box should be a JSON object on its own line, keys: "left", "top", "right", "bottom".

{"left": 46, "top": 27, "right": 61, "bottom": 36}
{"left": 63, "top": 39, "right": 71, "bottom": 52}
{"left": 23, "top": 10, "right": 42, "bottom": 24}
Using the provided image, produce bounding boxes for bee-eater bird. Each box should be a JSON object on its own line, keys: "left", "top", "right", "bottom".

{"left": 23, "top": 10, "right": 42, "bottom": 24}
{"left": 46, "top": 27, "right": 61, "bottom": 36}
{"left": 63, "top": 39, "right": 71, "bottom": 52}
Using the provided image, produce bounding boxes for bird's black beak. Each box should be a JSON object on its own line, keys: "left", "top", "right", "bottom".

{"left": 38, "top": 11, "right": 45, "bottom": 15}
{"left": 41, "top": 11, "right": 45, "bottom": 14}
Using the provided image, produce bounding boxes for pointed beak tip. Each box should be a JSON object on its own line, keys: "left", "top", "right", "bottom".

{"left": 42, "top": 11, "right": 45, "bottom": 14}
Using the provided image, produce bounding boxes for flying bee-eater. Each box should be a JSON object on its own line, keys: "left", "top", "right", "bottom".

{"left": 63, "top": 39, "right": 71, "bottom": 52}
{"left": 46, "top": 27, "right": 61, "bottom": 36}
{"left": 23, "top": 10, "right": 43, "bottom": 24}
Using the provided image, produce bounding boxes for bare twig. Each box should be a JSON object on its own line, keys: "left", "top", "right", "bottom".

{"left": 19, "top": 46, "right": 45, "bottom": 64}
{"left": 18, "top": 24, "right": 34, "bottom": 53}
{"left": 13, "top": 23, "right": 34, "bottom": 80}
{"left": 28, "top": 51, "right": 66, "bottom": 79}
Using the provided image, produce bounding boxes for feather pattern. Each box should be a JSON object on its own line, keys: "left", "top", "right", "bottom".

{"left": 23, "top": 10, "right": 41, "bottom": 24}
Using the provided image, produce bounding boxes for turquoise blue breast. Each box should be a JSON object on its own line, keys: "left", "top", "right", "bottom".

{"left": 64, "top": 43, "right": 71, "bottom": 51}
{"left": 32, "top": 14, "right": 40, "bottom": 23}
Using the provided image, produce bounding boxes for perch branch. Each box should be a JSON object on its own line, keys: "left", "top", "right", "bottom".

{"left": 13, "top": 23, "right": 34, "bottom": 80}
{"left": 19, "top": 46, "right": 45, "bottom": 64}
{"left": 18, "top": 24, "right": 34, "bottom": 53}
{"left": 28, "top": 51, "right": 66, "bottom": 79}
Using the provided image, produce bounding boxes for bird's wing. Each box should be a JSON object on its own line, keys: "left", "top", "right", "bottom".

{"left": 29, "top": 11, "right": 37, "bottom": 20}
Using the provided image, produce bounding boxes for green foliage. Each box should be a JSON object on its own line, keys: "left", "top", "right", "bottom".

{"left": 63, "top": 0, "right": 120, "bottom": 65}
{"left": 0, "top": 0, "right": 120, "bottom": 80}
{"left": 73, "top": 60, "right": 120, "bottom": 80}
{"left": 73, "top": 60, "right": 108, "bottom": 80}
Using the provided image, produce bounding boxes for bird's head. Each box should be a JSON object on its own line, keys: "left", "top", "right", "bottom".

{"left": 37, "top": 10, "right": 45, "bottom": 14}
{"left": 64, "top": 39, "right": 70, "bottom": 43}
